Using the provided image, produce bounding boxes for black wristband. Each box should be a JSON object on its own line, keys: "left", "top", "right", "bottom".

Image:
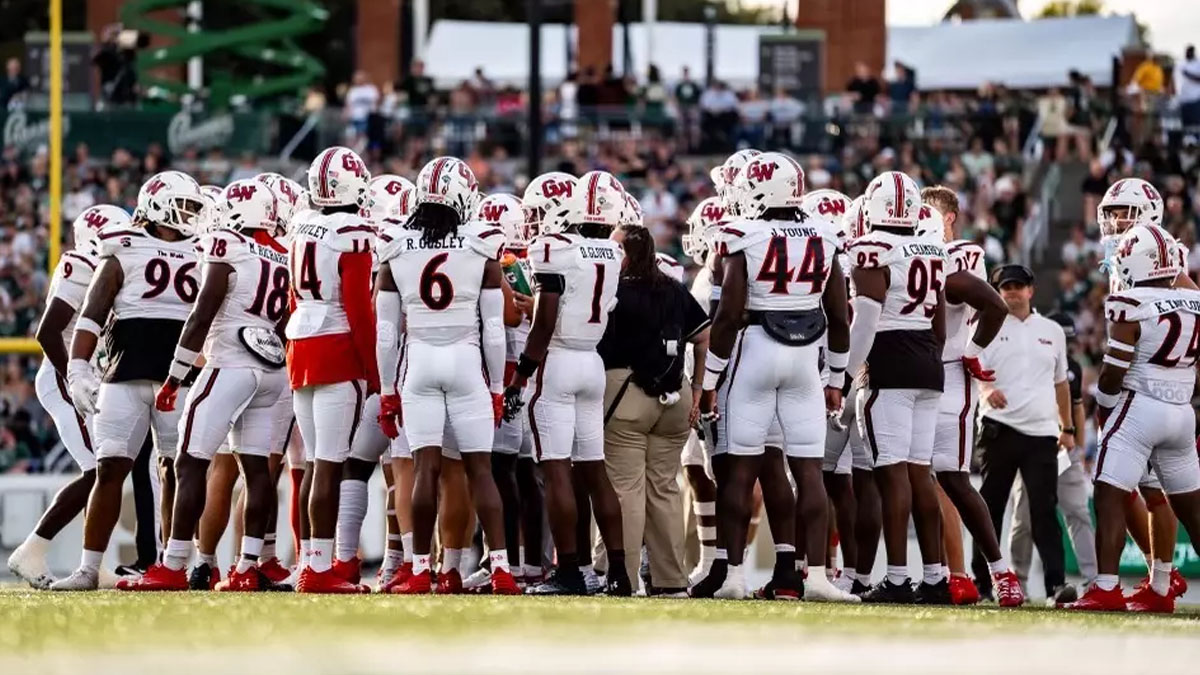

{"left": 1061, "top": 427, "right": 1076, "bottom": 435}
{"left": 515, "top": 354, "right": 541, "bottom": 379}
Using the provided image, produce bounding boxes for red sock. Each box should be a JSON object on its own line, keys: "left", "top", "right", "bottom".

{"left": 290, "top": 467, "right": 304, "bottom": 555}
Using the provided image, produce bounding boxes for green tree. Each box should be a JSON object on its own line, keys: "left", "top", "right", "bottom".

{"left": 1036, "top": 0, "right": 1105, "bottom": 18}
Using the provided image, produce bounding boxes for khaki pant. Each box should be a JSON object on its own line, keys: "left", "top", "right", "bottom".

{"left": 601, "top": 368, "right": 692, "bottom": 589}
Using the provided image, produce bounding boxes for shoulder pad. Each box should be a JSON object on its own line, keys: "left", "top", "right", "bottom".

{"left": 846, "top": 233, "right": 896, "bottom": 269}
{"left": 718, "top": 222, "right": 771, "bottom": 255}
{"left": 95, "top": 227, "right": 147, "bottom": 258}
{"left": 946, "top": 241, "right": 986, "bottom": 277}
{"left": 329, "top": 214, "right": 375, "bottom": 253}
{"left": 199, "top": 230, "right": 253, "bottom": 265}
{"left": 463, "top": 222, "right": 506, "bottom": 261}
{"left": 60, "top": 250, "right": 99, "bottom": 274}
{"left": 529, "top": 233, "right": 576, "bottom": 274}
{"left": 1104, "top": 294, "right": 1143, "bottom": 324}
{"left": 375, "top": 224, "right": 414, "bottom": 263}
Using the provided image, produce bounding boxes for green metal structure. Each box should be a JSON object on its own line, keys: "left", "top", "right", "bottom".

{"left": 119, "top": 0, "right": 328, "bottom": 106}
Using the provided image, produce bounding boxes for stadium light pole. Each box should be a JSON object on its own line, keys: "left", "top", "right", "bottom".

{"left": 528, "top": 0, "right": 542, "bottom": 178}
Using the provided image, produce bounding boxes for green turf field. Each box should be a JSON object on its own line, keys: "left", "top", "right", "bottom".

{"left": 2, "top": 590, "right": 1198, "bottom": 673}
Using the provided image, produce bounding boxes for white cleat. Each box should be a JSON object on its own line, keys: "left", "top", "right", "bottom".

{"left": 97, "top": 566, "right": 120, "bottom": 590}
{"left": 462, "top": 567, "right": 492, "bottom": 591}
{"left": 832, "top": 571, "right": 855, "bottom": 594}
{"left": 805, "top": 573, "right": 861, "bottom": 603}
{"left": 7, "top": 543, "right": 54, "bottom": 590}
{"left": 49, "top": 568, "right": 99, "bottom": 592}
{"left": 688, "top": 558, "right": 713, "bottom": 588}
{"left": 714, "top": 567, "right": 747, "bottom": 600}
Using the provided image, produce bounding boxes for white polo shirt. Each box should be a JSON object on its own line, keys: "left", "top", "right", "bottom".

{"left": 977, "top": 311, "right": 1068, "bottom": 438}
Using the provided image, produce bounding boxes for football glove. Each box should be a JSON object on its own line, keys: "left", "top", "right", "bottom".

{"left": 962, "top": 356, "right": 995, "bottom": 382}
{"left": 378, "top": 394, "right": 402, "bottom": 439}
{"left": 154, "top": 379, "right": 180, "bottom": 412}
{"left": 66, "top": 359, "right": 99, "bottom": 416}
{"left": 501, "top": 385, "right": 525, "bottom": 422}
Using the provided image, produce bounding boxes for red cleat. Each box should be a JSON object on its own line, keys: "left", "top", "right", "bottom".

{"left": 332, "top": 557, "right": 362, "bottom": 585}
{"left": 436, "top": 568, "right": 463, "bottom": 594}
{"left": 949, "top": 574, "right": 981, "bottom": 605}
{"left": 1062, "top": 584, "right": 1126, "bottom": 611}
{"left": 490, "top": 568, "right": 521, "bottom": 595}
{"left": 257, "top": 558, "right": 291, "bottom": 585}
{"left": 992, "top": 571, "right": 1025, "bottom": 608}
{"left": 296, "top": 567, "right": 368, "bottom": 594}
{"left": 1170, "top": 568, "right": 1188, "bottom": 598}
{"left": 1126, "top": 585, "right": 1175, "bottom": 613}
{"left": 379, "top": 562, "right": 413, "bottom": 594}
{"left": 391, "top": 568, "right": 433, "bottom": 595}
{"left": 116, "top": 563, "right": 189, "bottom": 592}
{"left": 215, "top": 567, "right": 262, "bottom": 592}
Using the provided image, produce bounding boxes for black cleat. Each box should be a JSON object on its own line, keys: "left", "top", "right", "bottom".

{"left": 526, "top": 569, "right": 587, "bottom": 596}
{"left": 188, "top": 563, "right": 218, "bottom": 591}
{"left": 689, "top": 560, "right": 728, "bottom": 599}
{"left": 115, "top": 563, "right": 149, "bottom": 577}
{"left": 1051, "top": 583, "right": 1078, "bottom": 605}
{"left": 914, "top": 578, "right": 953, "bottom": 605}
{"left": 603, "top": 573, "right": 633, "bottom": 597}
{"left": 861, "top": 578, "right": 916, "bottom": 604}
{"left": 753, "top": 571, "right": 803, "bottom": 600}
{"left": 850, "top": 579, "right": 872, "bottom": 596}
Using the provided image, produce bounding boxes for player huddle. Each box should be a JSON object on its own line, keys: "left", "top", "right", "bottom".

{"left": 6, "top": 145, "right": 1200, "bottom": 611}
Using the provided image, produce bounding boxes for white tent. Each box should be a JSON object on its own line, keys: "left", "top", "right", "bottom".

{"left": 424, "top": 16, "right": 1140, "bottom": 91}
{"left": 887, "top": 15, "right": 1139, "bottom": 90}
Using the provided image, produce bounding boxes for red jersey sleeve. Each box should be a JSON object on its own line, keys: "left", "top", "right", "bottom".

{"left": 340, "top": 250, "right": 380, "bottom": 392}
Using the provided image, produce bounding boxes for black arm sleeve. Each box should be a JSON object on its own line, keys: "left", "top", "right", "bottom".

{"left": 533, "top": 272, "right": 565, "bottom": 295}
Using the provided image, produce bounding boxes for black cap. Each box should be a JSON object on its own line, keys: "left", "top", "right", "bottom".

{"left": 1046, "top": 312, "right": 1077, "bottom": 339}
{"left": 990, "top": 264, "right": 1034, "bottom": 288}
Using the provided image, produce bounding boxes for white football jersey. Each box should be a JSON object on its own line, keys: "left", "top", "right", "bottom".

{"left": 716, "top": 214, "right": 841, "bottom": 312}
{"left": 96, "top": 226, "right": 199, "bottom": 321}
{"left": 656, "top": 252, "right": 685, "bottom": 282}
{"left": 848, "top": 229, "right": 947, "bottom": 332}
{"left": 942, "top": 239, "right": 987, "bottom": 361}
{"left": 1105, "top": 286, "right": 1200, "bottom": 405}
{"left": 285, "top": 210, "right": 374, "bottom": 339}
{"left": 529, "top": 233, "right": 623, "bottom": 351}
{"left": 46, "top": 249, "right": 99, "bottom": 347}
{"left": 379, "top": 221, "right": 506, "bottom": 346}
{"left": 683, "top": 265, "right": 715, "bottom": 382}
{"left": 198, "top": 228, "right": 290, "bottom": 368}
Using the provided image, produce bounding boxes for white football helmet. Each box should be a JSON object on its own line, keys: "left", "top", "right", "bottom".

{"left": 475, "top": 193, "right": 526, "bottom": 249}
{"left": 863, "top": 171, "right": 922, "bottom": 232}
{"left": 916, "top": 204, "right": 946, "bottom": 243}
{"left": 844, "top": 195, "right": 868, "bottom": 242}
{"left": 196, "top": 185, "right": 225, "bottom": 233}
{"left": 415, "top": 156, "right": 479, "bottom": 222}
{"left": 716, "top": 148, "right": 761, "bottom": 216}
{"left": 734, "top": 152, "right": 806, "bottom": 219}
{"left": 551, "top": 170, "right": 626, "bottom": 234}
{"left": 136, "top": 170, "right": 205, "bottom": 236}
{"left": 801, "top": 189, "right": 850, "bottom": 229}
{"left": 683, "top": 196, "right": 728, "bottom": 264}
{"left": 362, "top": 175, "right": 416, "bottom": 225}
{"left": 72, "top": 204, "right": 131, "bottom": 251}
{"left": 619, "top": 193, "right": 644, "bottom": 227}
{"left": 257, "top": 173, "right": 307, "bottom": 230}
{"left": 307, "top": 146, "right": 371, "bottom": 208}
{"left": 220, "top": 179, "right": 279, "bottom": 232}
{"left": 1113, "top": 224, "right": 1181, "bottom": 288}
{"left": 1098, "top": 178, "right": 1163, "bottom": 240}
{"left": 522, "top": 172, "right": 577, "bottom": 238}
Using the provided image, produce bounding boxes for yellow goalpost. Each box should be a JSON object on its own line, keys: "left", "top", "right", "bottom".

{"left": 1, "top": 0, "right": 61, "bottom": 356}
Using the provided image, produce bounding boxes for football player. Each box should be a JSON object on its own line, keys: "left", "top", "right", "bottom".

{"left": 504, "top": 170, "right": 632, "bottom": 596}
{"left": 1065, "top": 225, "right": 1200, "bottom": 613}
{"left": 333, "top": 174, "right": 415, "bottom": 588}
{"left": 120, "top": 179, "right": 292, "bottom": 592}
{"left": 7, "top": 205, "right": 129, "bottom": 589}
{"left": 1092, "top": 178, "right": 1190, "bottom": 601}
{"left": 52, "top": 172, "right": 205, "bottom": 591}
{"left": 286, "top": 146, "right": 380, "bottom": 593}
{"left": 920, "top": 186, "right": 1025, "bottom": 607}
{"left": 700, "top": 153, "right": 854, "bottom": 602}
{"left": 679, "top": 196, "right": 725, "bottom": 587}
{"left": 844, "top": 171, "right": 949, "bottom": 604}
{"left": 375, "top": 156, "right": 520, "bottom": 595}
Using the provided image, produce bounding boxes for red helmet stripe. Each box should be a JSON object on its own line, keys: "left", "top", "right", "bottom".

{"left": 892, "top": 173, "right": 906, "bottom": 220}
{"left": 586, "top": 172, "right": 602, "bottom": 216}
{"left": 428, "top": 157, "right": 450, "bottom": 196}
{"left": 780, "top": 154, "right": 805, "bottom": 198}
{"left": 317, "top": 150, "right": 335, "bottom": 200}
{"left": 1146, "top": 226, "right": 1171, "bottom": 271}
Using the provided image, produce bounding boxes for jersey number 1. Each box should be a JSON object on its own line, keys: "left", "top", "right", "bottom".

{"left": 756, "top": 236, "right": 825, "bottom": 294}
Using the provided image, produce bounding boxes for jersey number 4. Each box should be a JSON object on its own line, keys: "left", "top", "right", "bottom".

{"left": 755, "top": 236, "right": 825, "bottom": 294}
{"left": 292, "top": 241, "right": 322, "bottom": 300}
